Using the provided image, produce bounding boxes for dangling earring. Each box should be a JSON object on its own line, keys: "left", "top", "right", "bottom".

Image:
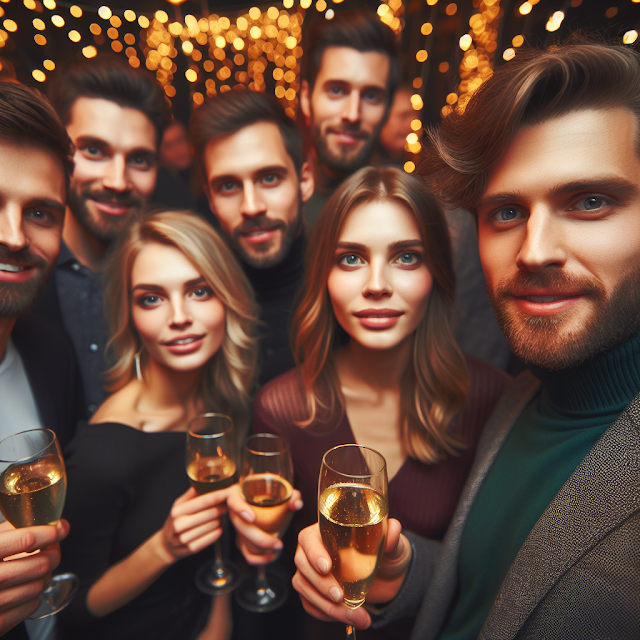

{"left": 134, "top": 349, "right": 143, "bottom": 382}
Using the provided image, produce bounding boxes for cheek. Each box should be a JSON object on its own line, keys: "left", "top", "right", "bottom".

{"left": 132, "top": 308, "right": 163, "bottom": 347}
{"left": 71, "top": 157, "right": 103, "bottom": 184}
{"left": 131, "top": 168, "right": 158, "bottom": 199}
{"left": 327, "top": 269, "right": 351, "bottom": 322}
{"left": 210, "top": 198, "right": 240, "bottom": 235}
{"left": 362, "top": 105, "right": 386, "bottom": 130}
{"left": 402, "top": 270, "right": 433, "bottom": 316}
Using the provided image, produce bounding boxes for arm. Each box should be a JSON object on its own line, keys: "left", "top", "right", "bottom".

{"left": 86, "top": 486, "right": 232, "bottom": 617}
{"left": 0, "top": 520, "right": 69, "bottom": 635}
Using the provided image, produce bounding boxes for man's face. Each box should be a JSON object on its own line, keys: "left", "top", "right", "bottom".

{"left": 204, "top": 121, "right": 313, "bottom": 269}
{"left": 301, "top": 46, "right": 390, "bottom": 175}
{"left": 160, "top": 121, "right": 193, "bottom": 171}
{"left": 379, "top": 88, "right": 415, "bottom": 159}
{"left": 477, "top": 108, "right": 640, "bottom": 370}
{"left": 0, "top": 139, "right": 66, "bottom": 318}
{"left": 66, "top": 96, "right": 157, "bottom": 244}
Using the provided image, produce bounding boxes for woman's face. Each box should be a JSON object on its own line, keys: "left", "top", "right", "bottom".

{"left": 131, "top": 242, "right": 226, "bottom": 374}
{"left": 327, "top": 199, "right": 433, "bottom": 352}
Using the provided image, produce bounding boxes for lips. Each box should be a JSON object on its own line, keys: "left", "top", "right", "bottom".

{"left": 353, "top": 309, "right": 403, "bottom": 318}
{"left": 0, "top": 262, "right": 36, "bottom": 283}
{"left": 162, "top": 334, "right": 205, "bottom": 354}
{"left": 353, "top": 308, "right": 404, "bottom": 330}
{"left": 328, "top": 129, "right": 368, "bottom": 146}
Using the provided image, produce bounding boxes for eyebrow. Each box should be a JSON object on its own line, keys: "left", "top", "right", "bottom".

{"left": 27, "top": 198, "right": 66, "bottom": 215}
{"left": 210, "top": 165, "right": 288, "bottom": 184}
{"left": 478, "top": 177, "right": 640, "bottom": 211}
{"left": 132, "top": 277, "right": 206, "bottom": 294}
{"left": 74, "top": 135, "right": 157, "bottom": 157}
{"left": 335, "top": 240, "right": 423, "bottom": 251}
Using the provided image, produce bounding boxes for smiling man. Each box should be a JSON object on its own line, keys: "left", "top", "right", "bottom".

{"left": 300, "top": 12, "right": 399, "bottom": 227}
{"left": 190, "top": 90, "right": 313, "bottom": 385}
{"left": 291, "top": 40, "right": 640, "bottom": 639}
{"left": 34, "top": 55, "right": 169, "bottom": 414}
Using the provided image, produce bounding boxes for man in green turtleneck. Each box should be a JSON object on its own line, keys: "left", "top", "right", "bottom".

{"left": 291, "top": 39, "right": 640, "bottom": 639}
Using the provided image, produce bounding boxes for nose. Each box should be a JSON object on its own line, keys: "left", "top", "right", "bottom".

{"left": 341, "top": 90, "right": 361, "bottom": 124}
{"left": 516, "top": 208, "right": 568, "bottom": 273}
{"left": 240, "top": 181, "right": 267, "bottom": 218}
{"left": 363, "top": 259, "right": 391, "bottom": 299}
{"left": 0, "top": 205, "right": 28, "bottom": 252}
{"left": 168, "top": 295, "right": 192, "bottom": 329}
{"left": 102, "top": 155, "right": 130, "bottom": 193}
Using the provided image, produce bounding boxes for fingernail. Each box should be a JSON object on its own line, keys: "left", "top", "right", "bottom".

{"left": 317, "top": 557, "right": 329, "bottom": 574}
{"left": 329, "top": 587, "right": 342, "bottom": 603}
{"left": 240, "top": 511, "right": 254, "bottom": 523}
{"left": 294, "top": 499, "right": 303, "bottom": 510}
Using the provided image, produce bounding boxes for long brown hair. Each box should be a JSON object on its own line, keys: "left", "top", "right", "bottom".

{"left": 103, "top": 210, "right": 258, "bottom": 438}
{"left": 293, "top": 167, "right": 469, "bottom": 463}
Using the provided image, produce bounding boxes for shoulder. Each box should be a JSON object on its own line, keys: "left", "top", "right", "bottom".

{"left": 90, "top": 383, "right": 139, "bottom": 427}
{"left": 466, "top": 355, "right": 512, "bottom": 401}
{"left": 254, "top": 368, "right": 308, "bottom": 431}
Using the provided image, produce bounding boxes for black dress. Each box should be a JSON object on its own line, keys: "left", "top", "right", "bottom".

{"left": 57, "top": 423, "right": 211, "bottom": 640}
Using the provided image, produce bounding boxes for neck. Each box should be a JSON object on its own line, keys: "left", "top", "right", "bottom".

{"left": 311, "top": 149, "right": 347, "bottom": 195}
{"left": 62, "top": 209, "right": 109, "bottom": 272}
{"left": 0, "top": 317, "right": 16, "bottom": 363}
{"left": 336, "top": 338, "right": 412, "bottom": 391}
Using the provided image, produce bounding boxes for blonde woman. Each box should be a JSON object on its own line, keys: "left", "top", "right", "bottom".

{"left": 58, "top": 211, "right": 257, "bottom": 640}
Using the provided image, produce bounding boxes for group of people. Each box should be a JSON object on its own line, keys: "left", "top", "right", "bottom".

{"left": 0, "top": 8, "right": 637, "bottom": 640}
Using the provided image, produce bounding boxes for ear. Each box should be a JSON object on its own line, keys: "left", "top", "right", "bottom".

{"left": 299, "top": 161, "right": 314, "bottom": 203}
{"left": 300, "top": 81, "right": 311, "bottom": 126}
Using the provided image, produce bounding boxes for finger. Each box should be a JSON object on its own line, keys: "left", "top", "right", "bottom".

{"left": 0, "top": 576, "right": 46, "bottom": 614}
{"left": 177, "top": 519, "right": 222, "bottom": 548}
{"left": 172, "top": 505, "right": 227, "bottom": 535}
{"left": 384, "top": 519, "right": 402, "bottom": 555}
{"left": 183, "top": 527, "right": 222, "bottom": 554}
{"left": 288, "top": 489, "right": 303, "bottom": 512}
{"left": 0, "top": 550, "right": 57, "bottom": 590}
{"left": 0, "top": 527, "right": 60, "bottom": 560}
{"left": 235, "top": 538, "right": 277, "bottom": 566}
{"left": 293, "top": 538, "right": 342, "bottom": 604}
{"left": 226, "top": 491, "right": 255, "bottom": 525}
{"left": 173, "top": 487, "right": 234, "bottom": 516}
{"left": 0, "top": 596, "right": 42, "bottom": 635}
{"left": 228, "top": 512, "right": 283, "bottom": 552}
{"left": 297, "top": 524, "right": 332, "bottom": 576}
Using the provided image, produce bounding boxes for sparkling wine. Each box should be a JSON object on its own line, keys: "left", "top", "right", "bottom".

{"left": 188, "top": 456, "right": 237, "bottom": 494}
{"left": 242, "top": 473, "right": 293, "bottom": 537}
{"left": 319, "top": 483, "right": 388, "bottom": 609}
{"left": 0, "top": 454, "right": 66, "bottom": 528}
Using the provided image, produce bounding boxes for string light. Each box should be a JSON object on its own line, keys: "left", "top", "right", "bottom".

{"left": 70, "top": 6, "right": 82, "bottom": 18}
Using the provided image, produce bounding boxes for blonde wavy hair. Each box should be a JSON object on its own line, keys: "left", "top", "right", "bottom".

{"left": 103, "top": 210, "right": 258, "bottom": 438}
{"left": 293, "top": 167, "right": 469, "bottom": 464}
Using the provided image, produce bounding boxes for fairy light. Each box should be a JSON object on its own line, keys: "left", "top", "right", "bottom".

{"left": 82, "top": 45, "right": 97, "bottom": 58}
{"left": 519, "top": 2, "right": 532, "bottom": 15}
{"left": 34, "top": 34, "right": 46, "bottom": 45}
{"left": 124, "top": 10, "right": 136, "bottom": 22}
{"left": 70, "top": 5, "right": 82, "bottom": 18}
{"left": 138, "top": 16, "right": 150, "bottom": 28}
{"left": 503, "top": 48, "right": 516, "bottom": 61}
{"left": 24, "top": 0, "right": 36, "bottom": 9}
{"left": 421, "top": 23, "right": 433, "bottom": 35}
{"left": 68, "top": 30, "right": 81, "bottom": 42}
{"left": 3, "top": 19, "right": 16, "bottom": 32}
{"left": 624, "top": 30, "right": 638, "bottom": 45}
{"left": 43, "top": 59, "right": 55, "bottom": 70}
{"left": 43, "top": 0, "right": 56, "bottom": 9}
{"left": 33, "top": 18, "right": 45, "bottom": 30}
{"left": 404, "top": 161, "right": 415, "bottom": 173}
{"left": 32, "top": 69, "right": 46, "bottom": 82}
{"left": 512, "top": 35, "right": 524, "bottom": 47}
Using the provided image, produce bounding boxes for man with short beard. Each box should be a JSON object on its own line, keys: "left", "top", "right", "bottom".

{"left": 300, "top": 12, "right": 399, "bottom": 228}
{"left": 34, "top": 55, "right": 169, "bottom": 414}
{"left": 291, "top": 40, "right": 640, "bottom": 639}
{"left": 0, "top": 81, "right": 84, "bottom": 640}
{"left": 190, "top": 90, "right": 313, "bottom": 386}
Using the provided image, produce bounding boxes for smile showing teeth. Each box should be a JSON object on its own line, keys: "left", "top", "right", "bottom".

{"left": 172, "top": 337, "right": 198, "bottom": 345}
{"left": 0, "top": 263, "right": 26, "bottom": 272}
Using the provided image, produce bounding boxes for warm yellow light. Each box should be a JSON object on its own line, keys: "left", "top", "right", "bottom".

{"left": 107, "top": 27, "right": 118, "bottom": 39}
{"left": 51, "top": 15, "right": 65, "bottom": 27}
{"left": 32, "top": 69, "right": 46, "bottom": 82}
{"left": 124, "top": 10, "right": 136, "bottom": 22}
{"left": 426, "top": 0, "right": 438, "bottom": 5}
{"left": 98, "top": 6, "right": 112, "bottom": 20}
{"left": 138, "top": 16, "right": 150, "bottom": 28}
{"left": 110, "top": 15, "right": 122, "bottom": 28}
{"left": 624, "top": 30, "right": 638, "bottom": 45}
{"left": 284, "top": 0, "right": 294, "bottom": 7}
{"left": 518, "top": 2, "right": 532, "bottom": 15}
{"left": 459, "top": 34, "right": 472, "bottom": 51}
{"left": 545, "top": 20, "right": 560, "bottom": 32}
{"left": 413, "top": 77, "right": 423, "bottom": 88}
{"left": 166, "top": 0, "right": 188, "bottom": 4}
{"left": 43, "top": 0, "right": 56, "bottom": 8}
{"left": 169, "top": 22, "right": 182, "bottom": 36}
{"left": 182, "top": 40, "right": 194, "bottom": 55}
{"left": 410, "top": 94, "right": 422, "bottom": 106}
{"left": 249, "top": 7, "right": 261, "bottom": 20}
{"left": 285, "top": 36, "right": 297, "bottom": 49}
{"left": 503, "top": 48, "right": 516, "bottom": 61}
{"left": 250, "top": 26, "right": 261, "bottom": 39}
{"left": 445, "top": 3, "right": 457, "bottom": 15}
{"left": 407, "top": 141, "right": 421, "bottom": 153}
{"left": 406, "top": 132, "right": 418, "bottom": 145}
{"left": 512, "top": 35, "right": 524, "bottom": 47}
{"left": 3, "top": 19, "right": 16, "bottom": 32}
{"left": 193, "top": 92, "right": 204, "bottom": 105}
{"left": 233, "top": 37, "right": 244, "bottom": 50}
{"left": 68, "top": 29, "right": 81, "bottom": 42}
{"left": 275, "top": 86, "right": 286, "bottom": 98}
{"left": 165, "top": 85, "right": 176, "bottom": 97}
{"left": 273, "top": 68, "right": 284, "bottom": 80}
{"left": 219, "top": 17, "right": 230, "bottom": 29}
{"left": 186, "top": 68, "right": 197, "bottom": 82}
{"left": 124, "top": 33, "right": 135, "bottom": 45}
{"left": 446, "top": 93, "right": 458, "bottom": 105}
{"left": 316, "top": 0, "right": 327, "bottom": 11}
{"left": 43, "top": 59, "right": 55, "bottom": 70}
{"left": 204, "top": 60, "right": 214, "bottom": 72}
{"left": 421, "top": 22, "right": 433, "bottom": 36}
{"left": 155, "top": 10, "right": 168, "bottom": 23}
{"left": 70, "top": 5, "right": 82, "bottom": 17}
{"left": 34, "top": 34, "right": 46, "bottom": 45}
{"left": 285, "top": 88, "right": 295, "bottom": 100}
{"left": 551, "top": 11, "right": 564, "bottom": 23}
{"left": 416, "top": 50, "right": 428, "bottom": 62}
{"left": 33, "top": 18, "right": 45, "bottom": 30}
{"left": 90, "top": 23, "right": 101, "bottom": 35}
{"left": 411, "top": 119, "right": 422, "bottom": 131}
{"left": 129, "top": 57, "right": 140, "bottom": 68}
{"left": 300, "top": 0, "right": 312, "bottom": 8}
{"left": 438, "top": 62, "right": 449, "bottom": 73}
{"left": 404, "top": 161, "right": 415, "bottom": 173}
{"left": 237, "top": 17, "right": 248, "bottom": 31}
{"left": 24, "top": 0, "right": 36, "bottom": 9}
{"left": 377, "top": 4, "right": 389, "bottom": 16}
{"left": 82, "top": 45, "right": 97, "bottom": 58}
{"left": 215, "top": 36, "right": 225, "bottom": 48}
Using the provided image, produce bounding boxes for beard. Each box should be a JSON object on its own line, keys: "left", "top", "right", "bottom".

{"left": 228, "top": 207, "right": 302, "bottom": 270}
{"left": 489, "top": 267, "right": 640, "bottom": 370}
{"left": 67, "top": 185, "right": 143, "bottom": 244}
{"left": 0, "top": 247, "right": 53, "bottom": 318}
{"left": 311, "top": 121, "right": 379, "bottom": 176}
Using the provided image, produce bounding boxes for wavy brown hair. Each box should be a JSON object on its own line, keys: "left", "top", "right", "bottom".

{"left": 293, "top": 167, "right": 469, "bottom": 463}
{"left": 103, "top": 210, "right": 258, "bottom": 438}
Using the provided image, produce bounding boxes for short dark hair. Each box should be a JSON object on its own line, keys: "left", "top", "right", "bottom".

{"left": 189, "top": 90, "right": 304, "bottom": 176}
{"left": 0, "top": 80, "right": 73, "bottom": 192}
{"left": 421, "top": 38, "right": 640, "bottom": 214}
{"left": 49, "top": 54, "right": 169, "bottom": 147}
{"left": 302, "top": 12, "right": 400, "bottom": 110}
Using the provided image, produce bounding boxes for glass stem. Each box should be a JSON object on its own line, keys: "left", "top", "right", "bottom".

{"left": 346, "top": 624, "right": 356, "bottom": 639}
{"left": 212, "top": 539, "right": 225, "bottom": 575}
{"left": 256, "top": 564, "right": 268, "bottom": 589}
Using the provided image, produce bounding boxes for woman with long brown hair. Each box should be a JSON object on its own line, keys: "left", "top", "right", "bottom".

{"left": 58, "top": 211, "right": 257, "bottom": 640}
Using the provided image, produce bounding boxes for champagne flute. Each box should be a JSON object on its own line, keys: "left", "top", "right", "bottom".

{"left": 0, "top": 428, "right": 79, "bottom": 619}
{"left": 318, "top": 444, "right": 388, "bottom": 640}
{"left": 186, "top": 413, "right": 242, "bottom": 596}
{"left": 234, "top": 433, "right": 294, "bottom": 613}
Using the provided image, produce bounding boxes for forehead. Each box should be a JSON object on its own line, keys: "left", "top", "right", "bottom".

{"left": 483, "top": 108, "right": 640, "bottom": 200}
{"left": 0, "top": 138, "right": 65, "bottom": 205}
{"left": 67, "top": 96, "right": 157, "bottom": 152}
{"left": 314, "top": 46, "right": 390, "bottom": 91}
{"left": 203, "top": 121, "right": 295, "bottom": 179}
{"left": 132, "top": 242, "right": 200, "bottom": 282}
{"left": 340, "top": 199, "right": 420, "bottom": 241}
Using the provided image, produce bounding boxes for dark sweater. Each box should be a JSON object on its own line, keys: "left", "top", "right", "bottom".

{"left": 443, "top": 335, "right": 640, "bottom": 640}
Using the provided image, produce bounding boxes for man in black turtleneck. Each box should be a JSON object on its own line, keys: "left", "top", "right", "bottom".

{"left": 190, "top": 91, "right": 313, "bottom": 386}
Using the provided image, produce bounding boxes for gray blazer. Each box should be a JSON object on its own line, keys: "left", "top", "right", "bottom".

{"left": 374, "top": 371, "right": 640, "bottom": 639}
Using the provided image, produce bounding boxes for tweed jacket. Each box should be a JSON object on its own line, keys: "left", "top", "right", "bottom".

{"left": 373, "top": 370, "right": 640, "bottom": 639}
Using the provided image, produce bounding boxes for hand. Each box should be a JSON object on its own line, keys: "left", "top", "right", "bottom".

{"left": 291, "top": 519, "right": 408, "bottom": 630}
{"left": 0, "top": 519, "right": 69, "bottom": 635}
{"left": 227, "top": 484, "right": 303, "bottom": 565}
{"left": 157, "top": 486, "right": 234, "bottom": 565}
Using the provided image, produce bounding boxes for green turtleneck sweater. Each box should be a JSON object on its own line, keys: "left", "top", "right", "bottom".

{"left": 440, "top": 336, "right": 640, "bottom": 640}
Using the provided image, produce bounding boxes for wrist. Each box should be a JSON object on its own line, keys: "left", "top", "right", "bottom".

{"left": 376, "top": 534, "right": 411, "bottom": 581}
{"left": 150, "top": 530, "right": 176, "bottom": 568}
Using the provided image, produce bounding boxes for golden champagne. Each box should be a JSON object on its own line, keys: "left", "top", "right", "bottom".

{"left": 187, "top": 456, "right": 237, "bottom": 494}
{"left": 0, "top": 454, "right": 66, "bottom": 528}
{"left": 319, "top": 483, "right": 388, "bottom": 609}
{"left": 242, "top": 473, "right": 293, "bottom": 537}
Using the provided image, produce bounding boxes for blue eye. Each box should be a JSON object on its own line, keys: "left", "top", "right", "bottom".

{"left": 190, "top": 286, "right": 214, "bottom": 300}
{"left": 339, "top": 254, "right": 363, "bottom": 267}
{"left": 494, "top": 208, "right": 522, "bottom": 222}
{"left": 139, "top": 295, "right": 161, "bottom": 308}
{"left": 575, "top": 196, "right": 608, "bottom": 211}
{"left": 396, "top": 252, "right": 418, "bottom": 266}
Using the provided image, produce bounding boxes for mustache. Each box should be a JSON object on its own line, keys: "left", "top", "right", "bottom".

{"left": 327, "top": 126, "right": 369, "bottom": 140}
{"left": 0, "top": 246, "right": 48, "bottom": 270}
{"left": 78, "top": 187, "right": 143, "bottom": 209}
{"left": 234, "top": 217, "right": 285, "bottom": 236}
{"left": 494, "top": 269, "right": 605, "bottom": 300}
